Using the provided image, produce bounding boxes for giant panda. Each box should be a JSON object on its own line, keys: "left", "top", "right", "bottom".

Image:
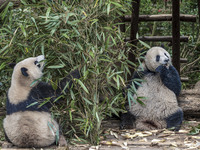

{"left": 3, "top": 55, "right": 80, "bottom": 148}
{"left": 120, "top": 47, "right": 183, "bottom": 131}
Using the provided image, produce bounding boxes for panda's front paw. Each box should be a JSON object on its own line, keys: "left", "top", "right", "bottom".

{"left": 155, "top": 65, "right": 167, "bottom": 73}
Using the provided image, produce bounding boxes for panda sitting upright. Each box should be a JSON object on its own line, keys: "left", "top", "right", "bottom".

{"left": 3, "top": 55, "right": 80, "bottom": 148}
{"left": 121, "top": 47, "right": 183, "bottom": 131}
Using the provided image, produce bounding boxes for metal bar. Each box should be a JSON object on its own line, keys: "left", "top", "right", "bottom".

{"left": 124, "top": 14, "right": 197, "bottom": 22}
{"left": 172, "top": 0, "right": 180, "bottom": 74}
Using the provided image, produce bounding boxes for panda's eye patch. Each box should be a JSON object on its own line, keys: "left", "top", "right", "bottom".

{"left": 34, "top": 61, "right": 38, "bottom": 65}
{"left": 164, "top": 53, "right": 169, "bottom": 58}
{"left": 156, "top": 55, "right": 160, "bottom": 62}
{"left": 37, "top": 64, "right": 41, "bottom": 68}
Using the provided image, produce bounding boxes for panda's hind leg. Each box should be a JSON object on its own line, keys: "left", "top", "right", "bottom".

{"left": 2, "top": 141, "right": 14, "bottom": 148}
{"left": 120, "top": 111, "right": 136, "bottom": 129}
{"left": 136, "top": 118, "right": 166, "bottom": 130}
{"left": 58, "top": 135, "right": 68, "bottom": 147}
{"left": 166, "top": 108, "right": 183, "bottom": 131}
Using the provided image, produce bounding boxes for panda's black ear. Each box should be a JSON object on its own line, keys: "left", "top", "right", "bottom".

{"left": 8, "top": 62, "right": 16, "bottom": 68}
{"left": 21, "top": 67, "right": 29, "bottom": 77}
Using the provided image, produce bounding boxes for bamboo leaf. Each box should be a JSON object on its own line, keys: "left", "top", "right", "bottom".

{"left": 26, "top": 102, "right": 38, "bottom": 108}
{"left": 0, "top": 62, "right": 5, "bottom": 70}
{"left": 96, "top": 112, "right": 100, "bottom": 123}
{"left": 136, "top": 99, "right": 145, "bottom": 106}
{"left": 110, "top": 1, "right": 123, "bottom": 7}
{"left": 31, "top": 17, "right": 39, "bottom": 32}
{"left": 46, "top": 7, "right": 51, "bottom": 21}
{"left": 20, "top": 24, "right": 27, "bottom": 37}
{"left": 139, "top": 40, "right": 151, "bottom": 49}
{"left": 75, "top": 79, "right": 89, "bottom": 94}
{"left": 0, "top": 45, "right": 8, "bottom": 55}
{"left": 107, "top": 3, "right": 111, "bottom": 15}
{"left": 47, "top": 64, "right": 65, "bottom": 69}
{"left": 30, "top": 80, "right": 38, "bottom": 87}
{"left": 82, "top": 97, "right": 93, "bottom": 105}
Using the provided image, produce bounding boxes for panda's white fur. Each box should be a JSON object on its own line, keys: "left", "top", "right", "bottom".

{"left": 123, "top": 47, "right": 183, "bottom": 130}
{"left": 144, "top": 47, "right": 171, "bottom": 72}
{"left": 8, "top": 56, "right": 44, "bottom": 105}
{"left": 3, "top": 55, "right": 76, "bottom": 148}
{"left": 3, "top": 111, "right": 58, "bottom": 147}
{"left": 130, "top": 71, "right": 179, "bottom": 130}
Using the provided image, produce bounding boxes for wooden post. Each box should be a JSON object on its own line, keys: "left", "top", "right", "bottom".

{"left": 120, "top": 16, "right": 125, "bottom": 33}
{"left": 128, "top": 0, "right": 140, "bottom": 80}
{"left": 198, "top": 0, "right": 200, "bottom": 24}
{"left": 172, "top": 0, "right": 180, "bottom": 74}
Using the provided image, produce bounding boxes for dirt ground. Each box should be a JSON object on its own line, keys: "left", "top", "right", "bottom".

{"left": 1, "top": 119, "right": 200, "bottom": 150}
{"left": 97, "top": 119, "right": 200, "bottom": 150}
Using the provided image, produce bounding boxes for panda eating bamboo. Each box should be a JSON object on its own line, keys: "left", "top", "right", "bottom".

{"left": 3, "top": 55, "right": 80, "bottom": 148}
{"left": 121, "top": 47, "right": 183, "bottom": 131}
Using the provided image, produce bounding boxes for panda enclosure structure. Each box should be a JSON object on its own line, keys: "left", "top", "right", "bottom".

{"left": 120, "top": 0, "right": 200, "bottom": 118}
{"left": 0, "top": 1, "right": 200, "bottom": 117}
{"left": 121, "top": 0, "right": 199, "bottom": 78}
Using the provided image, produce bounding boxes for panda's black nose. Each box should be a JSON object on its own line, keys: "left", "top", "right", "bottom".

{"left": 164, "top": 59, "right": 169, "bottom": 62}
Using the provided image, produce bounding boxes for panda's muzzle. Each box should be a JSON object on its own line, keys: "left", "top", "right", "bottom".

{"left": 163, "top": 59, "right": 170, "bottom": 68}
{"left": 164, "top": 59, "right": 169, "bottom": 63}
{"left": 36, "top": 55, "right": 45, "bottom": 70}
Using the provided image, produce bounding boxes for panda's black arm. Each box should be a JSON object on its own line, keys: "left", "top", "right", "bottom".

{"left": 32, "top": 69, "right": 80, "bottom": 108}
{"left": 56, "top": 69, "right": 81, "bottom": 94}
{"left": 31, "top": 82, "right": 57, "bottom": 109}
{"left": 156, "top": 65, "right": 181, "bottom": 96}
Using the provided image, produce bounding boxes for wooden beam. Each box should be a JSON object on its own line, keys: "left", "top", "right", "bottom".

{"left": 180, "top": 77, "right": 189, "bottom": 82}
{"left": 125, "top": 36, "right": 188, "bottom": 42}
{"left": 124, "top": 14, "right": 197, "bottom": 22}
{"left": 180, "top": 58, "right": 187, "bottom": 63}
{"left": 172, "top": 0, "right": 180, "bottom": 74}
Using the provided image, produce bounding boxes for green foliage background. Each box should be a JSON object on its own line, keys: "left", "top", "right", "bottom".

{"left": 0, "top": 0, "right": 199, "bottom": 145}
{"left": 0, "top": 0, "right": 133, "bottom": 144}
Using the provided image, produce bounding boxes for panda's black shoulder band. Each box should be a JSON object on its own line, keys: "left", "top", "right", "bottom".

{"left": 6, "top": 96, "right": 49, "bottom": 115}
